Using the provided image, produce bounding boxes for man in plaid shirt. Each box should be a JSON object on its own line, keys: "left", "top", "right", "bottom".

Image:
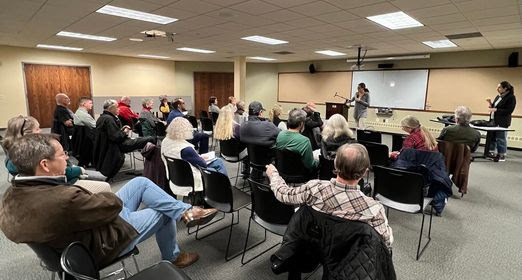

{"left": 266, "top": 143, "right": 393, "bottom": 247}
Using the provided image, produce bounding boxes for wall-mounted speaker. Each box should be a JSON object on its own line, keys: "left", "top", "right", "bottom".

{"left": 309, "top": 63, "right": 316, "bottom": 73}
{"left": 508, "top": 52, "right": 518, "bottom": 67}
{"left": 378, "top": 63, "right": 394, "bottom": 68}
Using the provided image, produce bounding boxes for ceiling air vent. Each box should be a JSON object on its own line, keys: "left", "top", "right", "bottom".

{"left": 445, "top": 32, "right": 483, "bottom": 40}
{"left": 273, "top": 51, "right": 294, "bottom": 55}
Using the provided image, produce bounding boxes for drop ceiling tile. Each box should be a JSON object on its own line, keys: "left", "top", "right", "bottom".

{"left": 152, "top": 6, "right": 198, "bottom": 20}
{"left": 453, "top": 0, "right": 516, "bottom": 12}
{"left": 286, "top": 17, "right": 325, "bottom": 27}
{"left": 478, "top": 23, "right": 522, "bottom": 32}
{"left": 229, "top": 0, "right": 281, "bottom": 15}
{"left": 202, "top": 0, "right": 252, "bottom": 7}
{"left": 259, "top": 9, "right": 305, "bottom": 22}
{"left": 462, "top": 5, "right": 519, "bottom": 20}
{"left": 313, "top": 10, "right": 359, "bottom": 23}
{"left": 107, "top": 0, "right": 163, "bottom": 12}
{"left": 430, "top": 21, "right": 475, "bottom": 32}
{"left": 407, "top": 4, "right": 460, "bottom": 18}
{"left": 471, "top": 15, "right": 521, "bottom": 26}
{"left": 289, "top": 1, "right": 340, "bottom": 16}
{"left": 165, "top": 0, "right": 222, "bottom": 14}
{"left": 323, "top": 0, "right": 387, "bottom": 10}
{"left": 348, "top": 2, "right": 400, "bottom": 17}
{"left": 333, "top": 19, "right": 388, "bottom": 33}
{"left": 419, "top": 13, "right": 466, "bottom": 25}
{"left": 306, "top": 24, "right": 346, "bottom": 33}
{"left": 390, "top": 0, "right": 452, "bottom": 11}
{"left": 260, "top": 0, "right": 318, "bottom": 9}
{"left": 66, "top": 13, "right": 129, "bottom": 35}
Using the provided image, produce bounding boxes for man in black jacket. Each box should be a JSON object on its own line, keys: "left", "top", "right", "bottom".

{"left": 487, "top": 81, "right": 517, "bottom": 161}
{"left": 51, "top": 93, "right": 75, "bottom": 151}
{"left": 239, "top": 101, "right": 280, "bottom": 146}
{"left": 93, "top": 99, "right": 155, "bottom": 179}
{"left": 302, "top": 102, "right": 323, "bottom": 150}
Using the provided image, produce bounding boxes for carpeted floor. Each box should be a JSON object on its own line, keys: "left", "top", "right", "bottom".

{"left": 0, "top": 140, "right": 521, "bottom": 280}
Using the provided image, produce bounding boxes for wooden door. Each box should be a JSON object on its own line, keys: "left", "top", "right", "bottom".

{"left": 24, "top": 64, "right": 92, "bottom": 128}
{"left": 194, "top": 72, "right": 233, "bottom": 117}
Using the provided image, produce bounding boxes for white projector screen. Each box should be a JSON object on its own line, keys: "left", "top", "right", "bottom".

{"left": 351, "top": 69, "right": 428, "bottom": 110}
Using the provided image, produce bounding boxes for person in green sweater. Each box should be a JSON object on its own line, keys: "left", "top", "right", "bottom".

{"left": 438, "top": 106, "right": 481, "bottom": 152}
{"left": 276, "top": 108, "right": 319, "bottom": 172}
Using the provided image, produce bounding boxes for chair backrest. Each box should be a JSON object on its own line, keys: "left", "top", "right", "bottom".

{"left": 319, "top": 154, "right": 335, "bottom": 180}
{"left": 247, "top": 144, "right": 274, "bottom": 170}
{"left": 391, "top": 133, "right": 407, "bottom": 152}
{"left": 200, "top": 168, "right": 234, "bottom": 212}
{"left": 27, "top": 243, "right": 62, "bottom": 273}
{"left": 219, "top": 138, "right": 242, "bottom": 160}
{"left": 186, "top": 115, "right": 198, "bottom": 129}
{"left": 248, "top": 179, "right": 295, "bottom": 225}
{"left": 164, "top": 156, "right": 195, "bottom": 188}
{"left": 275, "top": 149, "right": 309, "bottom": 183}
{"left": 155, "top": 121, "right": 167, "bottom": 137}
{"left": 60, "top": 241, "right": 99, "bottom": 280}
{"left": 200, "top": 110, "right": 209, "bottom": 118}
{"left": 210, "top": 112, "right": 219, "bottom": 124}
{"left": 373, "top": 165, "right": 424, "bottom": 211}
{"left": 357, "top": 129, "right": 382, "bottom": 144}
{"left": 200, "top": 117, "right": 213, "bottom": 132}
{"left": 358, "top": 140, "right": 389, "bottom": 167}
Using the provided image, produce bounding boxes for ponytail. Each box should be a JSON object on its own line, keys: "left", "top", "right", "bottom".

{"left": 419, "top": 125, "right": 437, "bottom": 151}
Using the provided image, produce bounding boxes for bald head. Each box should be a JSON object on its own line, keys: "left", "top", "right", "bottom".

{"left": 120, "top": 96, "right": 131, "bottom": 105}
{"left": 334, "top": 143, "right": 370, "bottom": 181}
{"left": 55, "top": 93, "right": 70, "bottom": 106}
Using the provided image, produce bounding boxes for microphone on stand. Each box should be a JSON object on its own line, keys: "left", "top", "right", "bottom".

{"left": 334, "top": 92, "right": 348, "bottom": 101}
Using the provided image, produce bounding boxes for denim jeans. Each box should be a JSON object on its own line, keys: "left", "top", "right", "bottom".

{"left": 189, "top": 132, "right": 209, "bottom": 154}
{"left": 207, "top": 158, "right": 228, "bottom": 176}
{"left": 117, "top": 177, "right": 191, "bottom": 261}
{"left": 489, "top": 130, "right": 507, "bottom": 155}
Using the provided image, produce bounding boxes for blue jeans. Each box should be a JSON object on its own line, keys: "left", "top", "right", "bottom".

{"left": 116, "top": 177, "right": 191, "bottom": 261}
{"left": 207, "top": 158, "right": 228, "bottom": 176}
{"left": 189, "top": 132, "right": 209, "bottom": 153}
{"left": 489, "top": 130, "right": 507, "bottom": 155}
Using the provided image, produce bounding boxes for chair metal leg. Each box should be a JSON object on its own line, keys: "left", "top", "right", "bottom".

{"left": 194, "top": 211, "right": 243, "bottom": 261}
{"left": 416, "top": 206, "right": 432, "bottom": 260}
{"left": 241, "top": 216, "right": 274, "bottom": 265}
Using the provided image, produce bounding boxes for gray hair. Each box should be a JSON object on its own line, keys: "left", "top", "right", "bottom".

{"left": 455, "top": 106, "right": 472, "bottom": 125}
{"left": 334, "top": 143, "right": 370, "bottom": 181}
{"left": 103, "top": 99, "right": 118, "bottom": 110}
{"left": 322, "top": 114, "right": 353, "bottom": 140}
{"left": 166, "top": 117, "right": 194, "bottom": 140}
{"left": 287, "top": 108, "right": 307, "bottom": 129}
{"left": 8, "top": 134, "right": 58, "bottom": 176}
{"left": 142, "top": 98, "right": 153, "bottom": 108}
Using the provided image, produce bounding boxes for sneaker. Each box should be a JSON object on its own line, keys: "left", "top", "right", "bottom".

{"left": 497, "top": 155, "right": 506, "bottom": 162}
{"left": 172, "top": 252, "right": 199, "bottom": 268}
{"left": 486, "top": 152, "right": 497, "bottom": 160}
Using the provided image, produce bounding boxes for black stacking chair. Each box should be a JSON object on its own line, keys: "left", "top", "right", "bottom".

{"left": 200, "top": 117, "right": 215, "bottom": 150}
{"left": 373, "top": 165, "right": 433, "bottom": 260}
{"left": 358, "top": 140, "right": 390, "bottom": 167}
{"left": 210, "top": 112, "right": 219, "bottom": 125}
{"left": 200, "top": 110, "right": 208, "bottom": 118}
{"left": 164, "top": 156, "right": 195, "bottom": 203}
{"left": 275, "top": 149, "right": 314, "bottom": 184}
{"left": 186, "top": 115, "right": 198, "bottom": 130}
{"left": 318, "top": 154, "right": 335, "bottom": 180}
{"left": 247, "top": 144, "right": 275, "bottom": 173}
{"left": 28, "top": 242, "right": 139, "bottom": 280}
{"left": 154, "top": 121, "right": 167, "bottom": 137}
{"left": 219, "top": 139, "right": 248, "bottom": 187}
{"left": 197, "top": 168, "right": 251, "bottom": 261}
{"left": 241, "top": 179, "right": 295, "bottom": 265}
{"left": 392, "top": 133, "right": 407, "bottom": 151}
{"left": 357, "top": 129, "right": 382, "bottom": 143}
{"left": 60, "top": 242, "right": 190, "bottom": 280}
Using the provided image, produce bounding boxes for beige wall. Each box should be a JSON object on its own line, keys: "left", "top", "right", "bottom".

{"left": 0, "top": 45, "right": 176, "bottom": 127}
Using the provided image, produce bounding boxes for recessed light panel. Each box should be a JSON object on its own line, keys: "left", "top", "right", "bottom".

{"left": 129, "top": 38, "right": 143, "bottom": 42}
{"left": 315, "top": 50, "right": 346, "bottom": 56}
{"left": 248, "top": 56, "right": 277, "bottom": 61}
{"left": 176, "top": 47, "right": 215, "bottom": 54}
{"left": 96, "top": 5, "right": 178, "bottom": 25}
{"left": 57, "top": 31, "right": 116, "bottom": 41}
{"left": 241, "top": 35, "right": 288, "bottom": 45}
{"left": 422, "top": 39, "right": 457, "bottom": 48}
{"left": 367, "top": 11, "right": 423, "bottom": 30}
{"left": 36, "top": 44, "right": 83, "bottom": 51}
{"left": 138, "top": 54, "right": 170, "bottom": 59}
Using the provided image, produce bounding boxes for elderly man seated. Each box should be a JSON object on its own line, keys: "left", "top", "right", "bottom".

{"left": 438, "top": 105, "right": 481, "bottom": 152}
{"left": 0, "top": 134, "right": 218, "bottom": 268}
{"left": 266, "top": 143, "right": 393, "bottom": 247}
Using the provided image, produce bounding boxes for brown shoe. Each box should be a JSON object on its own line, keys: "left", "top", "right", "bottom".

{"left": 172, "top": 252, "right": 199, "bottom": 268}
{"left": 182, "top": 206, "right": 218, "bottom": 228}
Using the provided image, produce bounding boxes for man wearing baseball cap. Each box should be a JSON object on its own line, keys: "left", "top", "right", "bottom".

{"left": 239, "top": 101, "right": 280, "bottom": 147}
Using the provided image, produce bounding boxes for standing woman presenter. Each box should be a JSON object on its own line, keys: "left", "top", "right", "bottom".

{"left": 348, "top": 82, "right": 370, "bottom": 128}
{"left": 486, "top": 81, "right": 516, "bottom": 162}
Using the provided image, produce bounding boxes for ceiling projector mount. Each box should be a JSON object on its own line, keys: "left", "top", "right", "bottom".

{"left": 140, "top": 30, "right": 175, "bottom": 42}
{"left": 349, "top": 46, "right": 367, "bottom": 70}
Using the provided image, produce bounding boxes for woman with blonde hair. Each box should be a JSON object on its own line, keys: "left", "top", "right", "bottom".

{"left": 320, "top": 114, "right": 355, "bottom": 160}
{"left": 161, "top": 117, "right": 228, "bottom": 197}
{"left": 268, "top": 104, "right": 287, "bottom": 130}
{"left": 390, "top": 115, "right": 438, "bottom": 159}
{"left": 2, "top": 115, "right": 111, "bottom": 193}
{"left": 213, "top": 104, "right": 240, "bottom": 141}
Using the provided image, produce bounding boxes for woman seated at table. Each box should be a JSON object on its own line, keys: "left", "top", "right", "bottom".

{"left": 390, "top": 115, "right": 438, "bottom": 159}
{"left": 320, "top": 114, "right": 354, "bottom": 160}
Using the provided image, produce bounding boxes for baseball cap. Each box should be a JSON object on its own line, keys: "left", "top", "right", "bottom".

{"left": 248, "top": 101, "right": 265, "bottom": 115}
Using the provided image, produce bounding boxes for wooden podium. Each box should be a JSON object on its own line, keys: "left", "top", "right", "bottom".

{"left": 325, "top": 102, "right": 349, "bottom": 119}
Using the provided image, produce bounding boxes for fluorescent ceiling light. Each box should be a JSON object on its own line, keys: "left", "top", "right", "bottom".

{"left": 241, "top": 35, "right": 288, "bottom": 45}
{"left": 138, "top": 54, "right": 170, "bottom": 59}
{"left": 36, "top": 44, "right": 83, "bottom": 51}
{"left": 346, "top": 54, "right": 430, "bottom": 62}
{"left": 176, "top": 47, "right": 215, "bottom": 54}
{"left": 315, "top": 50, "right": 346, "bottom": 56}
{"left": 367, "top": 11, "right": 423, "bottom": 30}
{"left": 57, "top": 31, "right": 116, "bottom": 41}
{"left": 129, "top": 38, "right": 143, "bottom": 42}
{"left": 422, "top": 39, "right": 457, "bottom": 48}
{"left": 248, "top": 56, "right": 276, "bottom": 61}
{"left": 96, "top": 5, "right": 177, "bottom": 25}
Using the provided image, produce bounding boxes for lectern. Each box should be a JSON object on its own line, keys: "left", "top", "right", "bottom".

{"left": 325, "top": 102, "right": 349, "bottom": 119}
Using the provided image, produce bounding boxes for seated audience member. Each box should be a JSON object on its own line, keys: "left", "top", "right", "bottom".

{"left": 167, "top": 98, "right": 209, "bottom": 153}
{"left": 159, "top": 95, "right": 171, "bottom": 120}
{"left": 208, "top": 96, "right": 220, "bottom": 114}
{"left": 0, "top": 133, "right": 218, "bottom": 268}
{"left": 276, "top": 108, "right": 318, "bottom": 172}
{"left": 3, "top": 116, "right": 110, "bottom": 193}
{"left": 266, "top": 143, "right": 393, "bottom": 247}
{"left": 234, "top": 100, "right": 248, "bottom": 125}
{"left": 74, "top": 96, "right": 96, "bottom": 128}
{"left": 214, "top": 105, "right": 249, "bottom": 176}
{"left": 117, "top": 96, "right": 139, "bottom": 127}
{"left": 139, "top": 98, "right": 165, "bottom": 137}
{"left": 390, "top": 115, "right": 438, "bottom": 159}
{"left": 438, "top": 106, "right": 481, "bottom": 152}
{"left": 239, "top": 101, "right": 280, "bottom": 147}
{"left": 302, "top": 101, "right": 323, "bottom": 150}
{"left": 51, "top": 93, "right": 75, "bottom": 151}
{"left": 268, "top": 104, "right": 287, "bottom": 131}
{"left": 320, "top": 114, "right": 355, "bottom": 160}
{"left": 93, "top": 100, "right": 156, "bottom": 179}
{"left": 162, "top": 118, "right": 228, "bottom": 195}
